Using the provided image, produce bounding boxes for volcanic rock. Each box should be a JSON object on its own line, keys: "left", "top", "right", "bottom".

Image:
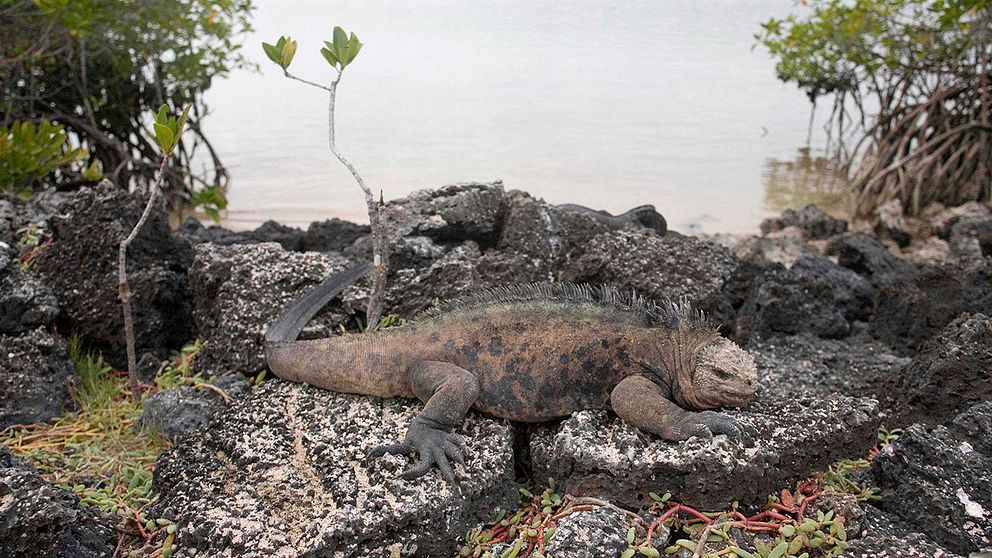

{"left": 760, "top": 204, "right": 848, "bottom": 240}
{"left": 0, "top": 328, "right": 76, "bottom": 429}
{"left": 152, "top": 381, "right": 516, "bottom": 557}
{"left": 188, "top": 242, "right": 359, "bottom": 377}
{"left": 0, "top": 252, "right": 59, "bottom": 334}
{"left": 0, "top": 445, "right": 116, "bottom": 558}
{"left": 31, "top": 183, "right": 193, "bottom": 364}
{"left": 872, "top": 422, "right": 992, "bottom": 555}
{"left": 530, "top": 393, "right": 878, "bottom": 510}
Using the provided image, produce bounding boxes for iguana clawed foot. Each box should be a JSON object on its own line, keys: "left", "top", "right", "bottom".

{"left": 369, "top": 417, "right": 466, "bottom": 487}
{"left": 673, "top": 410, "right": 743, "bottom": 440}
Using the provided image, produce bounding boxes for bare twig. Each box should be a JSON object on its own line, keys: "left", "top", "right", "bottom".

{"left": 118, "top": 157, "right": 167, "bottom": 399}
{"left": 284, "top": 67, "right": 390, "bottom": 332}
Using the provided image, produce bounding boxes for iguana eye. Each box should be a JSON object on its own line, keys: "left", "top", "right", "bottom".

{"left": 713, "top": 369, "right": 733, "bottom": 380}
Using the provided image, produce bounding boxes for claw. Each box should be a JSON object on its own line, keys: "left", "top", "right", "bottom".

{"left": 441, "top": 440, "right": 465, "bottom": 466}
{"left": 401, "top": 458, "right": 433, "bottom": 480}
{"left": 699, "top": 411, "right": 743, "bottom": 439}
{"left": 369, "top": 442, "right": 413, "bottom": 458}
{"left": 369, "top": 418, "right": 466, "bottom": 486}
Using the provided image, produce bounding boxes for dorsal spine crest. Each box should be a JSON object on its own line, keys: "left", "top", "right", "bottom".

{"left": 413, "top": 282, "right": 714, "bottom": 330}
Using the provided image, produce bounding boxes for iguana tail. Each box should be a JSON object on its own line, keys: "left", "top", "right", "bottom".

{"left": 264, "top": 261, "right": 373, "bottom": 343}
{"left": 264, "top": 261, "right": 414, "bottom": 398}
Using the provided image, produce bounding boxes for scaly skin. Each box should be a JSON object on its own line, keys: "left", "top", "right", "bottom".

{"left": 265, "top": 283, "right": 758, "bottom": 486}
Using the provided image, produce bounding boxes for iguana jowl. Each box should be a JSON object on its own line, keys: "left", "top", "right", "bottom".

{"left": 265, "top": 263, "right": 757, "bottom": 485}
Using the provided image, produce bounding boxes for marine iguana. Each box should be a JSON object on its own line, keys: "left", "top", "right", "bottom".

{"left": 265, "top": 263, "right": 757, "bottom": 485}
{"left": 556, "top": 203, "right": 668, "bottom": 236}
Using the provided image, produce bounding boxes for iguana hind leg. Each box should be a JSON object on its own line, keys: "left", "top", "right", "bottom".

{"left": 370, "top": 360, "right": 479, "bottom": 486}
{"left": 611, "top": 375, "right": 742, "bottom": 440}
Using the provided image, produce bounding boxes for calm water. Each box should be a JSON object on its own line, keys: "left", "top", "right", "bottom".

{"left": 203, "top": 0, "right": 844, "bottom": 234}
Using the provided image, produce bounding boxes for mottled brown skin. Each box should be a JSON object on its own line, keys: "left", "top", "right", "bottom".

{"left": 266, "top": 293, "right": 758, "bottom": 486}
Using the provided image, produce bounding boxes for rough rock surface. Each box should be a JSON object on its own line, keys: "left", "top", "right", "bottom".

{"left": 530, "top": 393, "right": 878, "bottom": 510}
{"left": 760, "top": 204, "right": 848, "bottom": 240}
{"left": 31, "top": 184, "right": 194, "bottom": 363}
{"left": 386, "top": 241, "right": 485, "bottom": 318}
{"left": 931, "top": 201, "right": 991, "bottom": 238}
{"left": 189, "top": 242, "right": 358, "bottom": 376}
{"left": 561, "top": 230, "right": 738, "bottom": 304}
{"left": 950, "top": 402, "right": 992, "bottom": 457}
{"left": 872, "top": 422, "right": 992, "bottom": 555}
{"left": 790, "top": 251, "right": 874, "bottom": 321}
{"left": 305, "top": 218, "right": 370, "bottom": 253}
{"left": 0, "top": 445, "right": 116, "bottom": 558}
{"left": 730, "top": 227, "right": 810, "bottom": 267}
{"left": 749, "top": 334, "right": 909, "bottom": 407}
{"left": 733, "top": 265, "right": 850, "bottom": 342}
{"left": 178, "top": 219, "right": 312, "bottom": 252}
{"left": 138, "top": 375, "right": 250, "bottom": 439}
{"left": 542, "top": 506, "right": 642, "bottom": 558}
{"left": 0, "top": 251, "right": 59, "bottom": 334}
{"left": 385, "top": 182, "right": 511, "bottom": 245}
{"left": 0, "top": 190, "right": 67, "bottom": 248}
{"left": 857, "top": 251, "right": 992, "bottom": 353}
{"left": 873, "top": 199, "right": 913, "bottom": 247}
{"left": 844, "top": 505, "right": 964, "bottom": 558}
{"left": 830, "top": 232, "right": 913, "bottom": 288}
{"left": 0, "top": 328, "right": 76, "bottom": 429}
{"left": 898, "top": 313, "right": 992, "bottom": 425}
{"left": 949, "top": 213, "right": 992, "bottom": 258}
{"left": 152, "top": 380, "right": 516, "bottom": 557}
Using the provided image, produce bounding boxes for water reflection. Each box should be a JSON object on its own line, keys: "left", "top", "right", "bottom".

{"left": 762, "top": 149, "right": 853, "bottom": 219}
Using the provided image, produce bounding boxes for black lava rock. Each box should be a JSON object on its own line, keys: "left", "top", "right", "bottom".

{"left": 0, "top": 445, "right": 116, "bottom": 557}
{"left": 0, "top": 329, "right": 75, "bottom": 429}
{"left": 0, "top": 252, "right": 59, "bottom": 335}
{"left": 733, "top": 265, "right": 850, "bottom": 342}
{"left": 897, "top": 313, "right": 992, "bottom": 426}
{"left": 138, "top": 374, "right": 249, "bottom": 440}
{"left": 791, "top": 251, "right": 874, "bottom": 321}
{"left": 30, "top": 184, "right": 193, "bottom": 365}
{"left": 872, "top": 422, "right": 992, "bottom": 554}
{"left": 304, "top": 218, "right": 370, "bottom": 253}
{"left": 760, "top": 204, "right": 848, "bottom": 240}
{"left": 830, "top": 232, "right": 914, "bottom": 288}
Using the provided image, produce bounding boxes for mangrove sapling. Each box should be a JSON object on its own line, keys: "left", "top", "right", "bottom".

{"left": 262, "top": 29, "right": 389, "bottom": 332}
{"left": 118, "top": 104, "right": 190, "bottom": 399}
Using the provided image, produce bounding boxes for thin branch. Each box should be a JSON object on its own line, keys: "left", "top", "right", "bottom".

{"left": 280, "top": 65, "right": 390, "bottom": 332}
{"left": 118, "top": 156, "right": 167, "bottom": 399}
{"left": 283, "top": 69, "right": 332, "bottom": 92}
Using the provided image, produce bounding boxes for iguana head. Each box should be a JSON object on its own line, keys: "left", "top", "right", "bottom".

{"left": 686, "top": 338, "right": 757, "bottom": 409}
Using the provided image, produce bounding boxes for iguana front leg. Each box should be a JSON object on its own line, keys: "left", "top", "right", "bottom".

{"left": 370, "top": 360, "right": 479, "bottom": 485}
{"left": 611, "top": 375, "right": 742, "bottom": 440}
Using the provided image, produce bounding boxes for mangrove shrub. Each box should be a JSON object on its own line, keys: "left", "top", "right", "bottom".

{"left": 0, "top": 0, "right": 253, "bottom": 215}
{"left": 757, "top": 0, "right": 992, "bottom": 215}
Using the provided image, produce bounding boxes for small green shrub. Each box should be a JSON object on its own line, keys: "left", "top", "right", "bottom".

{"left": 0, "top": 120, "right": 86, "bottom": 198}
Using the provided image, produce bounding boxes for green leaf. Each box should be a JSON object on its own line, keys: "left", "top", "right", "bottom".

{"left": 262, "top": 42, "right": 281, "bottom": 65}
{"left": 176, "top": 105, "right": 192, "bottom": 136}
{"left": 333, "top": 26, "right": 348, "bottom": 51}
{"left": 153, "top": 122, "right": 174, "bottom": 153}
{"left": 155, "top": 104, "right": 168, "bottom": 125}
{"left": 620, "top": 549, "right": 635, "bottom": 558}
{"left": 343, "top": 32, "right": 362, "bottom": 66}
{"left": 730, "top": 549, "right": 757, "bottom": 558}
{"left": 767, "top": 541, "right": 788, "bottom": 558}
{"left": 320, "top": 46, "right": 339, "bottom": 67}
